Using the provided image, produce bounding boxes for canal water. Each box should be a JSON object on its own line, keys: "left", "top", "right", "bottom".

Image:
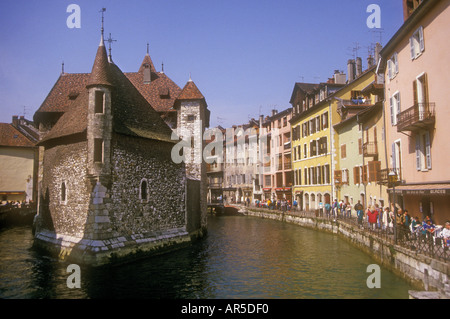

{"left": 0, "top": 215, "right": 414, "bottom": 299}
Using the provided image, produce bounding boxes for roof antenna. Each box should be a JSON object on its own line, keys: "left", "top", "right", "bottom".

{"left": 161, "top": 61, "right": 164, "bottom": 74}
{"left": 146, "top": 42, "right": 149, "bottom": 55}
{"left": 61, "top": 61, "right": 65, "bottom": 74}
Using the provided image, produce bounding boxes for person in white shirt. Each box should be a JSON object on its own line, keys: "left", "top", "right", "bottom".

{"left": 442, "top": 221, "right": 450, "bottom": 249}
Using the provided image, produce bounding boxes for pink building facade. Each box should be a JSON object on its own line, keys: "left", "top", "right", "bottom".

{"left": 379, "top": 0, "right": 450, "bottom": 224}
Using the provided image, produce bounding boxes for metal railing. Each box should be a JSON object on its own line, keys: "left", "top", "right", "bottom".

{"left": 363, "top": 141, "right": 378, "bottom": 157}
{"left": 397, "top": 102, "right": 435, "bottom": 132}
{"left": 244, "top": 204, "right": 449, "bottom": 262}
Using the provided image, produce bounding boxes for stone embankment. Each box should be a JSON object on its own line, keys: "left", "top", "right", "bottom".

{"left": 235, "top": 205, "right": 449, "bottom": 299}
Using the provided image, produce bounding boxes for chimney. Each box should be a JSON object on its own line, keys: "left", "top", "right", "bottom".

{"left": 271, "top": 109, "right": 278, "bottom": 117}
{"left": 259, "top": 115, "right": 264, "bottom": 127}
{"left": 12, "top": 115, "right": 18, "bottom": 127}
{"left": 347, "top": 59, "right": 355, "bottom": 82}
{"left": 356, "top": 57, "right": 362, "bottom": 77}
{"left": 334, "top": 70, "right": 346, "bottom": 84}
{"left": 375, "top": 43, "right": 382, "bottom": 64}
{"left": 367, "top": 55, "right": 375, "bottom": 68}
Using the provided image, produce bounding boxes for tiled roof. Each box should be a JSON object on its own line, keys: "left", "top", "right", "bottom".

{"left": 39, "top": 42, "right": 175, "bottom": 145}
{"left": 177, "top": 80, "right": 205, "bottom": 100}
{"left": 35, "top": 73, "right": 89, "bottom": 116}
{"left": 138, "top": 54, "right": 156, "bottom": 74}
{"left": 0, "top": 123, "right": 36, "bottom": 147}
{"left": 86, "top": 40, "right": 114, "bottom": 88}
{"left": 125, "top": 71, "right": 181, "bottom": 113}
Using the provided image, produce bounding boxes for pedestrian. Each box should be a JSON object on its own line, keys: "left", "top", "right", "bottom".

{"left": 325, "top": 202, "right": 331, "bottom": 219}
{"left": 354, "top": 200, "right": 363, "bottom": 226}
{"left": 345, "top": 201, "right": 352, "bottom": 219}
{"left": 293, "top": 199, "right": 298, "bottom": 211}
{"left": 332, "top": 199, "right": 338, "bottom": 220}
{"left": 403, "top": 209, "right": 411, "bottom": 240}
{"left": 368, "top": 206, "right": 379, "bottom": 230}
{"left": 396, "top": 208, "right": 405, "bottom": 241}
{"left": 442, "top": 221, "right": 450, "bottom": 250}
{"left": 382, "top": 207, "right": 389, "bottom": 230}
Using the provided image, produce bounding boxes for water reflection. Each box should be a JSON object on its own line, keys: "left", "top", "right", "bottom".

{"left": 0, "top": 216, "right": 414, "bottom": 299}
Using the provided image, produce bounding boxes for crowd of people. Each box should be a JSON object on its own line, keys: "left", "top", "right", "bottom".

{"left": 0, "top": 200, "right": 35, "bottom": 210}
{"left": 248, "top": 197, "right": 450, "bottom": 250}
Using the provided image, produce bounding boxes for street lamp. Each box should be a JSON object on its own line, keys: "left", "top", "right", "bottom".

{"left": 389, "top": 170, "right": 398, "bottom": 244}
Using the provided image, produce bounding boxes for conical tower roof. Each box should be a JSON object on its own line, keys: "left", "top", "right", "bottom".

{"left": 177, "top": 78, "right": 205, "bottom": 100}
{"left": 87, "top": 36, "right": 114, "bottom": 88}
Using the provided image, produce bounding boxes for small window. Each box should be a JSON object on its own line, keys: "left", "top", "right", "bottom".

{"left": 140, "top": 179, "right": 148, "bottom": 202}
{"left": 61, "top": 182, "right": 67, "bottom": 204}
{"left": 187, "top": 115, "right": 195, "bottom": 122}
{"left": 95, "top": 91, "right": 104, "bottom": 114}
{"left": 94, "top": 138, "right": 103, "bottom": 163}
{"left": 410, "top": 26, "right": 425, "bottom": 60}
{"left": 388, "top": 53, "right": 399, "bottom": 79}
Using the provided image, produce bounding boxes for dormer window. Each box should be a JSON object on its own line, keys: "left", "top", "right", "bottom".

{"left": 143, "top": 63, "right": 151, "bottom": 84}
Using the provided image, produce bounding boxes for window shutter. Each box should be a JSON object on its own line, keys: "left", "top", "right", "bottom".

{"left": 394, "top": 53, "right": 399, "bottom": 74}
{"left": 413, "top": 80, "right": 418, "bottom": 106}
{"left": 396, "top": 93, "right": 401, "bottom": 115}
{"left": 368, "top": 161, "right": 381, "bottom": 182}
{"left": 410, "top": 37, "right": 415, "bottom": 59}
{"left": 388, "top": 59, "right": 392, "bottom": 79}
{"left": 425, "top": 131, "right": 431, "bottom": 169}
{"left": 354, "top": 166, "right": 359, "bottom": 184}
{"left": 423, "top": 73, "right": 429, "bottom": 105}
{"left": 415, "top": 134, "right": 421, "bottom": 170}
{"left": 362, "top": 165, "right": 368, "bottom": 184}
{"left": 419, "top": 26, "right": 425, "bottom": 53}
{"left": 390, "top": 97, "right": 394, "bottom": 125}
{"left": 392, "top": 143, "right": 397, "bottom": 169}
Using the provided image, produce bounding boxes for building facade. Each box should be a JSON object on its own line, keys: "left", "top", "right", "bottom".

{"left": 378, "top": 0, "right": 450, "bottom": 224}
{"left": 290, "top": 77, "right": 345, "bottom": 211}
{"left": 0, "top": 116, "right": 39, "bottom": 203}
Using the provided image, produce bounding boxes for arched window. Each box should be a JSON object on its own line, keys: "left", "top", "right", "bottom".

{"left": 140, "top": 179, "right": 148, "bottom": 202}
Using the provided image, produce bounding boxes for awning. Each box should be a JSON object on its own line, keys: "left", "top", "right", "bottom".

{"left": 388, "top": 184, "right": 450, "bottom": 196}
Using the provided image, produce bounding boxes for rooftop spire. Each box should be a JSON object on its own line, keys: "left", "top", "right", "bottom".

{"left": 147, "top": 42, "right": 149, "bottom": 55}
{"left": 99, "top": 8, "right": 106, "bottom": 46}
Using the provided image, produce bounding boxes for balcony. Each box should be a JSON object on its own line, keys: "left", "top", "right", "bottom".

{"left": 397, "top": 103, "right": 435, "bottom": 132}
{"left": 363, "top": 142, "right": 378, "bottom": 157}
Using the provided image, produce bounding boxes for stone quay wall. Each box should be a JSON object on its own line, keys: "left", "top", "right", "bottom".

{"left": 241, "top": 206, "right": 449, "bottom": 297}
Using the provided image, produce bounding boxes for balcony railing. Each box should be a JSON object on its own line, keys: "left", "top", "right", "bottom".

{"left": 363, "top": 142, "right": 378, "bottom": 157}
{"left": 397, "top": 102, "right": 435, "bottom": 132}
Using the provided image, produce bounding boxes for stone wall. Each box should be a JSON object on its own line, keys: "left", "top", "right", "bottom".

{"left": 243, "top": 207, "right": 449, "bottom": 296}
{"left": 110, "top": 135, "right": 186, "bottom": 236}
{"left": 37, "top": 140, "right": 91, "bottom": 238}
{"left": 34, "top": 134, "right": 196, "bottom": 266}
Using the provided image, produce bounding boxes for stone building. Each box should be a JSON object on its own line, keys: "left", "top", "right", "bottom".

{"left": 33, "top": 31, "right": 209, "bottom": 266}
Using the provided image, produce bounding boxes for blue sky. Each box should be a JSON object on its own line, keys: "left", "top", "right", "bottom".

{"left": 0, "top": 0, "right": 404, "bottom": 128}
